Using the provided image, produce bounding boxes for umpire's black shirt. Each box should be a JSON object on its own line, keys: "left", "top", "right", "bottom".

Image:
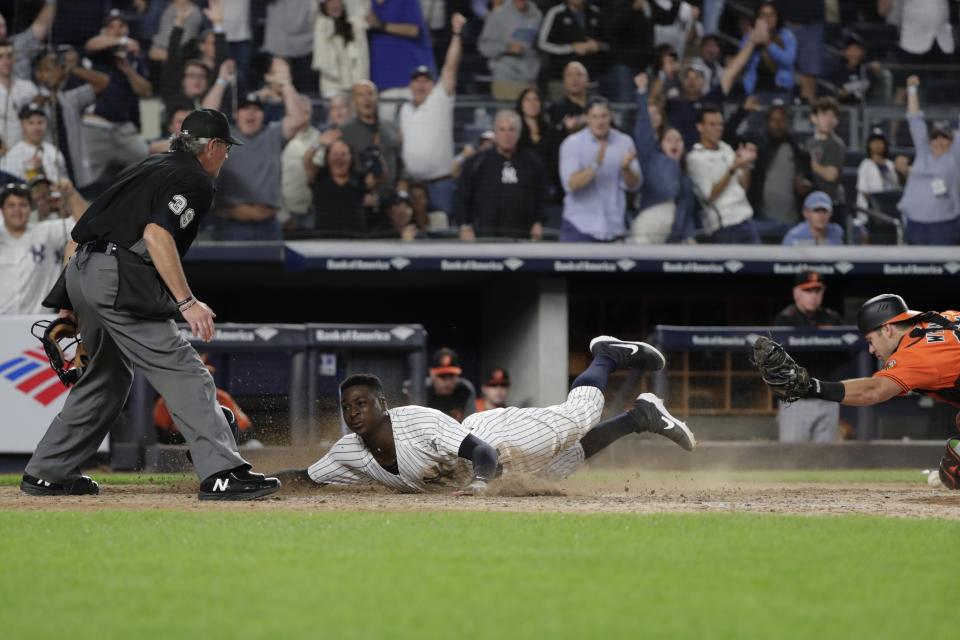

{"left": 72, "top": 151, "right": 215, "bottom": 258}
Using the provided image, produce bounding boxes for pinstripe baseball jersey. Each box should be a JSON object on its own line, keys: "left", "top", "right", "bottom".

{"left": 306, "top": 405, "right": 474, "bottom": 492}
{"left": 306, "top": 386, "right": 605, "bottom": 491}
{"left": 463, "top": 386, "right": 603, "bottom": 472}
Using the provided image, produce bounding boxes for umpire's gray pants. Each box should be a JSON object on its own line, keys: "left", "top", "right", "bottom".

{"left": 25, "top": 249, "right": 248, "bottom": 482}
{"left": 777, "top": 399, "right": 840, "bottom": 442}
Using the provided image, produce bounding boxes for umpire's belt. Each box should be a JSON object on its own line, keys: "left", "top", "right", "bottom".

{"left": 86, "top": 240, "right": 120, "bottom": 256}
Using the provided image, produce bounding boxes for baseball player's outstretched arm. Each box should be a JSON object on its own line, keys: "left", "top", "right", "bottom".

{"left": 836, "top": 376, "right": 902, "bottom": 406}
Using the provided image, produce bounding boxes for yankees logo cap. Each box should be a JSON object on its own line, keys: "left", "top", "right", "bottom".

{"left": 180, "top": 109, "right": 245, "bottom": 146}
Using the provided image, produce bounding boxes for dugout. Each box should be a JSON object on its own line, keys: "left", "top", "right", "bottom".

{"left": 182, "top": 241, "right": 957, "bottom": 435}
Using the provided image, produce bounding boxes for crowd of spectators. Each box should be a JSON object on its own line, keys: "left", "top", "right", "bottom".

{"left": 0, "top": 0, "right": 956, "bottom": 247}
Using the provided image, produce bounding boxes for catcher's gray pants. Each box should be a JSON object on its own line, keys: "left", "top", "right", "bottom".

{"left": 25, "top": 249, "right": 248, "bottom": 483}
{"left": 777, "top": 399, "right": 840, "bottom": 442}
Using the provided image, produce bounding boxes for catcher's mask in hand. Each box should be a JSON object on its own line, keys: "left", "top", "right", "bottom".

{"left": 31, "top": 318, "right": 89, "bottom": 386}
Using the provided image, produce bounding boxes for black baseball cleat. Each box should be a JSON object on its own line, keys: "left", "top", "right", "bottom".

{"left": 198, "top": 466, "right": 281, "bottom": 501}
{"left": 590, "top": 335, "right": 666, "bottom": 372}
{"left": 630, "top": 393, "right": 697, "bottom": 451}
{"left": 20, "top": 473, "right": 100, "bottom": 496}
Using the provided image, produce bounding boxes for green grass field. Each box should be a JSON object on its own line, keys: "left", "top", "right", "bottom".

{"left": 1, "top": 470, "right": 953, "bottom": 638}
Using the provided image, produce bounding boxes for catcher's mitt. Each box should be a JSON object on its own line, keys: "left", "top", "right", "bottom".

{"left": 751, "top": 336, "right": 812, "bottom": 402}
{"left": 31, "top": 318, "right": 88, "bottom": 386}
{"left": 939, "top": 438, "right": 960, "bottom": 490}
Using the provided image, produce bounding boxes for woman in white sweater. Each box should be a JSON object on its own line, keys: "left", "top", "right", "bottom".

{"left": 313, "top": 0, "right": 370, "bottom": 98}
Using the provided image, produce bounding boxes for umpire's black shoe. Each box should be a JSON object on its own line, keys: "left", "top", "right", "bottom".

{"left": 198, "top": 466, "right": 281, "bottom": 501}
{"left": 630, "top": 393, "right": 697, "bottom": 452}
{"left": 590, "top": 335, "right": 666, "bottom": 372}
{"left": 20, "top": 474, "right": 100, "bottom": 496}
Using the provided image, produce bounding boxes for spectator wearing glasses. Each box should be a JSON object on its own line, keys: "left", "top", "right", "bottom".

{"left": 782, "top": 190, "right": 844, "bottom": 246}
{"left": 202, "top": 57, "right": 309, "bottom": 240}
{"left": 163, "top": 60, "right": 210, "bottom": 109}
{"left": 157, "top": 0, "right": 228, "bottom": 113}
{"left": 423, "top": 347, "right": 476, "bottom": 422}
{"left": 1, "top": 104, "right": 68, "bottom": 183}
{"left": 0, "top": 182, "right": 82, "bottom": 315}
{"left": 476, "top": 367, "right": 511, "bottom": 413}
{"left": 897, "top": 75, "right": 960, "bottom": 245}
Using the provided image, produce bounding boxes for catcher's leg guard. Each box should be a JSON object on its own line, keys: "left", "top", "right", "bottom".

{"left": 938, "top": 438, "right": 960, "bottom": 490}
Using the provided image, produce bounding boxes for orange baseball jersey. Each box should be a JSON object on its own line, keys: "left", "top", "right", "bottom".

{"left": 873, "top": 310, "right": 960, "bottom": 407}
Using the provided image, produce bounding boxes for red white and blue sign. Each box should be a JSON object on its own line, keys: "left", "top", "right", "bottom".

{"left": 0, "top": 316, "right": 106, "bottom": 453}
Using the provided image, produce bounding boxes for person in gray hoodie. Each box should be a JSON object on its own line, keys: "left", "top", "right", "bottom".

{"left": 478, "top": 0, "right": 543, "bottom": 101}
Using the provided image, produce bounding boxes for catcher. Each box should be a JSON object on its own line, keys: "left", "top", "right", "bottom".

{"left": 752, "top": 293, "right": 960, "bottom": 488}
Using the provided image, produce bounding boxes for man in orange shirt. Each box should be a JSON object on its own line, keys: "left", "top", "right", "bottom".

{"left": 756, "top": 293, "right": 960, "bottom": 487}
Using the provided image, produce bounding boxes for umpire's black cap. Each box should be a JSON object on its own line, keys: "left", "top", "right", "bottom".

{"left": 856, "top": 294, "right": 921, "bottom": 334}
{"left": 180, "top": 109, "right": 245, "bottom": 146}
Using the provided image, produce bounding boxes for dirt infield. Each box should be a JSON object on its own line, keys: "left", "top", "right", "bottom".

{"left": 3, "top": 475, "right": 960, "bottom": 519}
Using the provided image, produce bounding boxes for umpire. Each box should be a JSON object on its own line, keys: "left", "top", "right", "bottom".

{"left": 21, "top": 109, "right": 281, "bottom": 500}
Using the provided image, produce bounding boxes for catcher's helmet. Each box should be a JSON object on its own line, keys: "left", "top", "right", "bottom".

{"left": 856, "top": 294, "right": 921, "bottom": 334}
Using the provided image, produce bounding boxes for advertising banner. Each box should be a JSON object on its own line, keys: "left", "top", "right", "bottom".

{"left": 0, "top": 315, "right": 106, "bottom": 454}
